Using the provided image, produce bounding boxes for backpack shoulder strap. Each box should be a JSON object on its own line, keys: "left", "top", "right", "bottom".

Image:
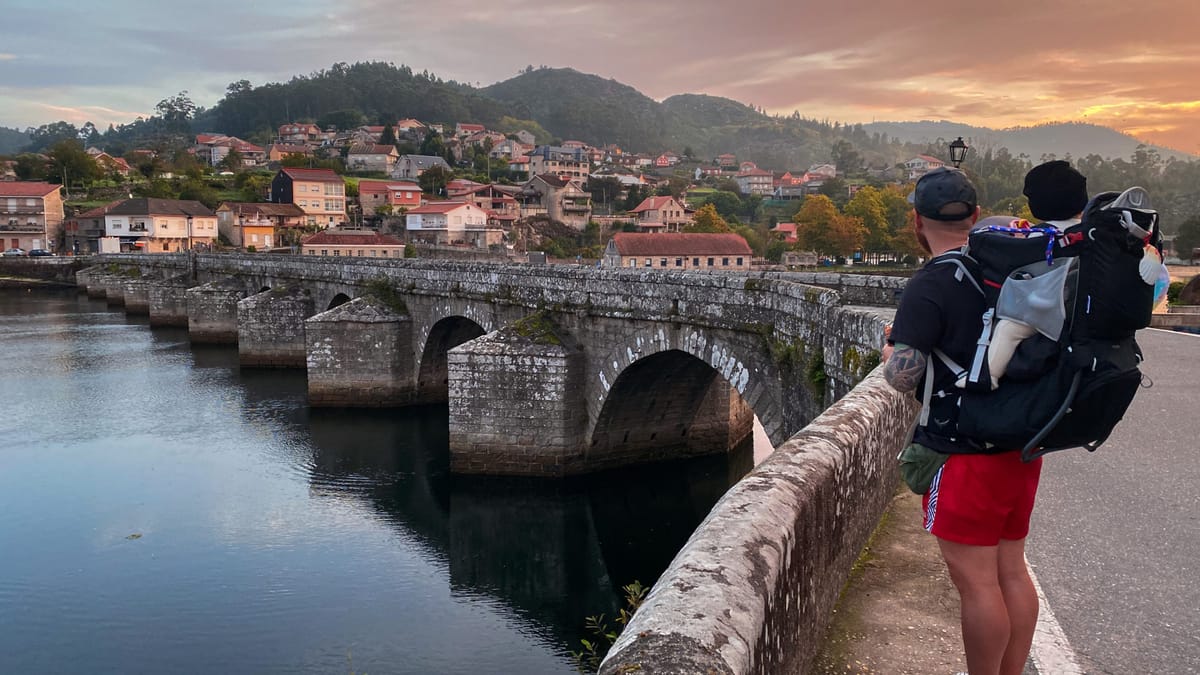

{"left": 931, "top": 249, "right": 984, "bottom": 296}
{"left": 917, "top": 348, "right": 968, "bottom": 427}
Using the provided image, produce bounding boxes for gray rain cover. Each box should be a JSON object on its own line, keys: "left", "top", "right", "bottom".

{"left": 995, "top": 257, "right": 1078, "bottom": 341}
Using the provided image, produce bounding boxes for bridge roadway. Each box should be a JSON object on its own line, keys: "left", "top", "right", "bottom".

{"left": 1025, "top": 327, "right": 1200, "bottom": 674}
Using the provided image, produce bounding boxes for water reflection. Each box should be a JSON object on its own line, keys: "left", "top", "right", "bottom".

{"left": 0, "top": 288, "right": 759, "bottom": 673}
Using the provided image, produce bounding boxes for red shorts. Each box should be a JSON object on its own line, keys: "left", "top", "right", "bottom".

{"left": 922, "top": 451, "right": 1043, "bottom": 546}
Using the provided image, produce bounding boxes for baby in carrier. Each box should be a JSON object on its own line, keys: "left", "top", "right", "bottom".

{"left": 974, "top": 161, "right": 1164, "bottom": 389}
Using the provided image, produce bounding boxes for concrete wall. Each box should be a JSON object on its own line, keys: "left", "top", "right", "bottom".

{"left": 600, "top": 372, "right": 917, "bottom": 675}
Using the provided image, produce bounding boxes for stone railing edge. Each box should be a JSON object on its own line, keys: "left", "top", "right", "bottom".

{"left": 599, "top": 369, "right": 918, "bottom": 675}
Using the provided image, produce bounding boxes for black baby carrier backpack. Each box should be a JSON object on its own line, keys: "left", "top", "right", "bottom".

{"left": 917, "top": 187, "right": 1163, "bottom": 461}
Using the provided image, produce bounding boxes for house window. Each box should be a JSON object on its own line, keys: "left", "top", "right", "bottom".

{"left": 736, "top": 257, "right": 744, "bottom": 266}
{"left": 307, "top": 250, "right": 316, "bottom": 255}
{"left": 628, "top": 258, "right": 637, "bottom": 267}
{"left": 660, "top": 258, "right": 667, "bottom": 267}
{"left": 321, "top": 249, "right": 328, "bottom": 256}
{"left": 707, "top": 257, "right": 714, "bottom": 267}
{"left": 311, "top": 185, "right": 320, "bottom": 192}
{"left": 333, "top": 250, "right": 340, "bottom": 256}
{"left": 356, "top": 249, "right": 363, "bottom": 257}
{"left": 371, "top": 250, "right": 377, "bottom": 257}
{"left": 723, "top": 258, "right": 730, "bottom": 266}
{"left": 644, "top": 258, "right": 652, "bottom": 267}
{"left": 675, "top": 258, "right": 683, "bottom": 267}
{"left": 162, "top": 243, "right": 169, "bottom": 251}
{"left": 692, "top": 257, "right": 700, "bottom": 267}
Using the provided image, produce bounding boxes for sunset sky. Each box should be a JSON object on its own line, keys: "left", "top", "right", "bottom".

{"left": 2, "top": 0, "right": 1197, "bottom": 154}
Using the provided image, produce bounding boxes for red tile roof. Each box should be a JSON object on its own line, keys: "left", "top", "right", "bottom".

{"left": 0, "top": 181, "right": 61, "bottom": 197}
{"left": 357, "top": 180, "right": 419, "bottom": 194}
{"left": 407, "top": 201, "right": 471, "bottom": 215}
{"left": 629, "top": 196, "right": 679, "bottom": 213}
{"left": 302, "top": 231, "right": 404, "bottom": 246}
{"left": 349, "top": 144, "right": 397, "bottom": 155}
{"left": 217, "top": 202, "right": 306, "bottom": 217}
{"left": 279, "top": 167, "right": 343, "bottom": 182}
{"left": 611, "top": 233, "right": 752, "bottom": 256}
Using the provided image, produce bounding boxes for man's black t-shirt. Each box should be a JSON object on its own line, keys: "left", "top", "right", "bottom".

{"left": 889, "top": 257, "right": 987, "bottom": 453}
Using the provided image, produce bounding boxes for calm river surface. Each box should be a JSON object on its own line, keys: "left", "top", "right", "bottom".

{"left": 0, "top": 289, "right": 758, "bottom": 674}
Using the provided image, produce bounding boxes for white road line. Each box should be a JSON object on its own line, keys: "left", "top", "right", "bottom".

{"left": 1028, "top": 556, "right": 1083, "bottom": 675}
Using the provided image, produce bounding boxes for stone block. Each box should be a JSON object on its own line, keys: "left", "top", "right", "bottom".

{"left": 306, "top": 297, "right": 415, "bottom": 406}
{"left": 238, "top": 285, "right": 316, "bottom": 368}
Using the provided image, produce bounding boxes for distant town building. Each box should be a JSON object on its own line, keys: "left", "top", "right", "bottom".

{"left": 528, "top": 145, "right": 591, "bottom": 180}
{"left": 602, "top": 232, "right": 753, "bottom": 271}
{"left": 65, "top": 199, "right": 122, "bottom": 254}
{"left": 627, "top": 196, "right": 693, "bottom": 233}
{"left": 346, "top": 144, "right": 400, "bottom": 173}
{"left": 269, "top": 167, "right": 346, "bottom": 227}
{"left": 103, "top": 198, "right": 217, "bottom": 252}
{"left": 301, "top": 229, "right": 405, "bottom": 258}
{"left": 520, "top": 174, "right": 592, "bottom": 229}
{"left": 391, "top": 154, "right": 452, "bottom": 180}
{"left": 405, "top": 201, "right": 498, "bottom": 248}
{"left": 0, "top": 181, "right": 65, "bottom": 253}
{"left": 357, "top": 179, "right": 422, "bottom": 214}
{"left": 216, "top": 202, "right": 306, "bottom": 250}
{"left": 735, "top": 167, "right": 774, "bottom": 195}
{"left": 904, "top": 155, "right": 945, "bottom": 180}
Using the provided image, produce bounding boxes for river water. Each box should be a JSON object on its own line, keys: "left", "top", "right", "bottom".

{"left": 0, "top": 289, "right": 758, "bottom": 674}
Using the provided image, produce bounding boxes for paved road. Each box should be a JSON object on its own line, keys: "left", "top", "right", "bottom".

{"left": 1028, "top": 328, "right": 1200, "bottom": 674}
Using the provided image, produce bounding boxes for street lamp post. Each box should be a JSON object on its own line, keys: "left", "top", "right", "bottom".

{"left": 949, "top": 137, "right": 969, "bottom": 168}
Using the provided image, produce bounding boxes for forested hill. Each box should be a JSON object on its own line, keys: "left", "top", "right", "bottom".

{"left": 0, "top": 126, "right": 30, "bottom": 155}
{"left": 480, "top": 68, "right": 670, "bottom": 151}
{"left": 12, "top": 62, "right": 1194, "bottom": 170}
{"left": 863, "top": 120, "right": 1194, "bottom": 164}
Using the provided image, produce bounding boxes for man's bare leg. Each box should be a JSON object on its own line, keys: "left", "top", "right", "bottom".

{"left": 997, "top": 538, "right": 1039, "bottom": 675}
{"left": 939, "top": 538, "right": 1009, "bottom": 675}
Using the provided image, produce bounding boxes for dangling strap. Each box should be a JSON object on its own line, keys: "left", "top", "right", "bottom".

{"left": 917, "top": 354, "right": 937, "bottom": 427}
{"left": 968, "top": 308, "right": 994, "bottom": 384}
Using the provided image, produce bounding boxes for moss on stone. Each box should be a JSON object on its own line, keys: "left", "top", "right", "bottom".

{"left": 807, "top": 351, "right": 827, "bottom": 397}
{"left": 363, "top": 276, "right": 410, "bottom": 315}
{"left": 508, "top": 311, "right": 563, "bottom": 346}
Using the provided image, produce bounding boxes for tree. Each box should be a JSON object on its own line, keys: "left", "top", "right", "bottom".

{"left": 317, "top": 109, "right": 366, "bottom": 131}
{"left": 46, "top": 140, "right": 100, "bottom": 187}
{"left": 831, "top": 140, "right": 863, "bottom": 176}
{"left": 844, "top": 186, "right": 890, "bottom": 257}
{"left": 419, "top": 131, "right": 446, "bottom": 158}
{"left": 155, "top": 91, "right": 197, "bottom": 122}
{"left": 825, "top": 214, "right": 867, "bottom": 258}
{"left": 380, "top": 123, "right": 397, "bottom": 146}
{"left": 818, "top": 176, "right": 849, "bottom": 209}
{"left": 13, "top": 153, "right": 46, "bottom": 180}
{"left": 1175, "top": 214, "right": 1200, "bottom": 261}
{"left": 218, "top": 148, "right": 244, "bottom": 171}
{"left": 28, "top": 121, "right": 79, "bottom": 152}
{"left": 684, "top": 204, "right": 731, "bottom": 233}
{"left": 695, "top": 190, "right": 742, "bottom": 220}
{"left": 794, "top": 194, "right": 839, "bottom": 254}
{"left": 585, "top": 176, "right": 622, "bottom": 214}
{"left": 418, "top": 165, "right": 452, "bottom": 196}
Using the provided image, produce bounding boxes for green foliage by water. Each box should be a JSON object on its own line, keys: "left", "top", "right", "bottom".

{"left": 571, "top": 580, "right": 648, "bottom": 674}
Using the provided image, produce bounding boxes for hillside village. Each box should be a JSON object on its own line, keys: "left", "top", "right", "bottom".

{"left": 2, "top": 113, "right": 968, "bottom": 268}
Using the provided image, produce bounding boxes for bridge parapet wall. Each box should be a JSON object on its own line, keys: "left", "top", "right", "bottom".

{"left": 600, "top": 372, "right": 917, "bottom": 675}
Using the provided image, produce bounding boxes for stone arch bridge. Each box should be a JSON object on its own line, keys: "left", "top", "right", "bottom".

{"left": 74, "top": 253, "right": 893, "bottom": 477}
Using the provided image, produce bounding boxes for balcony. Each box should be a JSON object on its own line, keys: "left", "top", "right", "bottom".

{"left": 0, "top": 206, "right": 46, "bottom": 216}
{"left": 0, "top": 222, "right": 43, "bottom": 233}
{"left": 562, "top": 201, "right": 591, "bottom": 213}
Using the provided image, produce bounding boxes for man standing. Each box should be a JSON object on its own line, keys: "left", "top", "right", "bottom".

{"left": 882, "top": 168, "right": 1042, "bottom": 675}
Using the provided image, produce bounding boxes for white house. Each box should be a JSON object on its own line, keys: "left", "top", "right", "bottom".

{"left": 404, "top": 201, "right": 494, "bottom": 247}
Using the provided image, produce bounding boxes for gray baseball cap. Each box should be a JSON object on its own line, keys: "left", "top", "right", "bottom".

{"left": 909, "top": 167, "right": 978, "bottom": 221}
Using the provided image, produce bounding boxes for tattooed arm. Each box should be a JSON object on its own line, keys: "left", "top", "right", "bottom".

{"left": 883, "top": 343, "right": 927, "bottom": 393}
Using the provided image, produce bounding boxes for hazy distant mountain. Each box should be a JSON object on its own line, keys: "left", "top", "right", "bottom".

{"left": 861, "top": 120, "right": 1196, "bottom": 162}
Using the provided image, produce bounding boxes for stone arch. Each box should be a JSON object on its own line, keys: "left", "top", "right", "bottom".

{"left": 327, "top": 292, "right": 352, "bottom": 310}
{"left": 588, "top": 349, "right": 755, "bottom": 469}
{"left": 417, "top": 316, "right": 488, "bottom": 402}
{"left": 587, "top": 327, "right": 783, "bottom": 467}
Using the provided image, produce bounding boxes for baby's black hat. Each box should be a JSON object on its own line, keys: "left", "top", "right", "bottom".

{"left": 1023, "top": 160, "right": 1088, "bottom": 221}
